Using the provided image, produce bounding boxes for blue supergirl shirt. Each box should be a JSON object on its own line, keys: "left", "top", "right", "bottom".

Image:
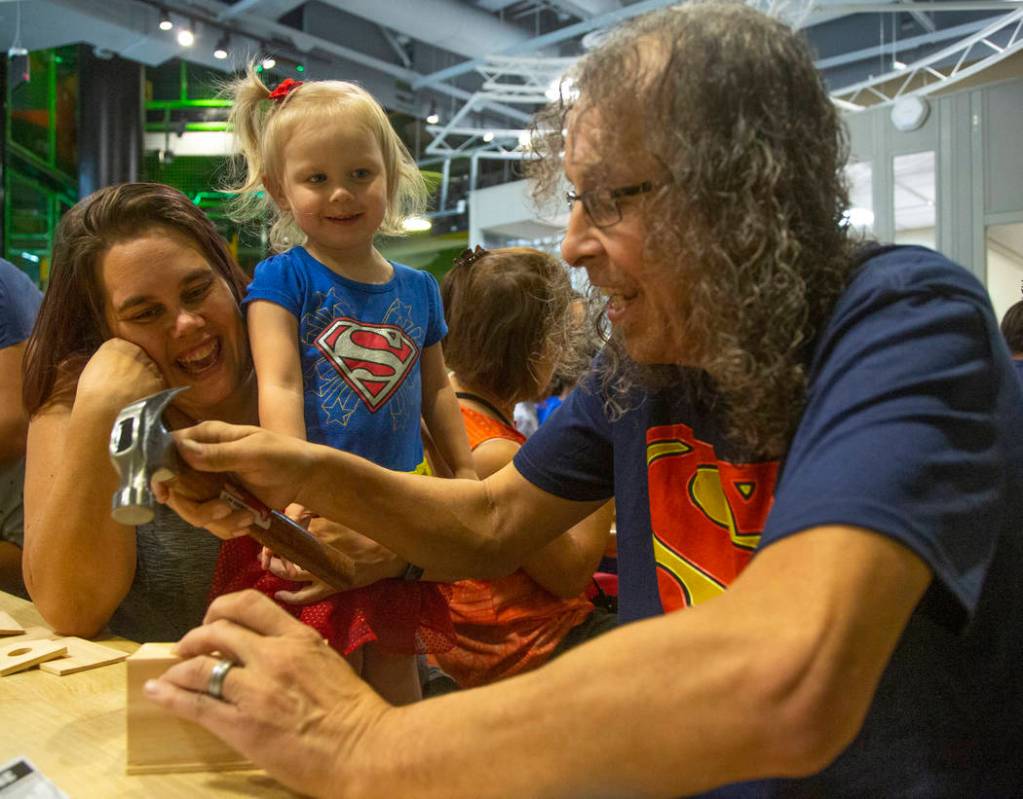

{"left": 244, "top": 247, "right": 446, "bottom": 471}
{"left": 515, "top": 246, "right": 1023, "bottom": 796}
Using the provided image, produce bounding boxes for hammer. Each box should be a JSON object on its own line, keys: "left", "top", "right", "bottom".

{"left": 108, "top": 387, "right": 354, "bottom": 592}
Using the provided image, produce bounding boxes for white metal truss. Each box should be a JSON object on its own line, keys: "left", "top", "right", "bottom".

{"left": 831, "top": 7, "right": 1023, "bottom": 110}
{"left": 423, "top": 2, "right": 1023, "bottom": 211}
{"left": 424, "top": 55, "right": 575, "bottom": 158}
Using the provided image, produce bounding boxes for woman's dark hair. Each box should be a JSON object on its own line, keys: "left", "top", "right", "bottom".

{"left": 23, "top": 182, "right": 249, "bottom": 415}
{"left": 441, "top": 247, "right": 575, "bottom": 403}
{"left": 1001, "top": 299, "right": 1023, "bottom": 355}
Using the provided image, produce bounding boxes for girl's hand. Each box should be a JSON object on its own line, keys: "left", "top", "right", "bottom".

{"left": 264, "top": 517, "right": 405, "bottom": 605}
{"left": 75, "top": 338, "right": 166, "bottom": 414}
{"left": 265, "top": 557, "right": 337, "bottom": 605}
{"left": 258, "top": 501, "right": 310, "bottom": 571}
{"left": 284, "top": 502, "right": 313, "bottom": 527}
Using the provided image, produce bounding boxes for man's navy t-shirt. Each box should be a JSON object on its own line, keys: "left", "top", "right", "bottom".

{"left": 515, "top": 246, "right": 1023, "bottom": 796}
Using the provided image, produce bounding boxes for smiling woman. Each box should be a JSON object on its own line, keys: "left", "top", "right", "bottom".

{"left": 20, "top": 183, "right": 259, "bottom": 642}
{"left": 99, "top": 228, "right": 252, "bottom": 422}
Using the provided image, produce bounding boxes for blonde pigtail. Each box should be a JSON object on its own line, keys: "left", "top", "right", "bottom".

{"left": 379, "top": 135, "right": 428, "bottom": 237}
{"left": 223, "top": 65, "right": 298, "bottom": 248}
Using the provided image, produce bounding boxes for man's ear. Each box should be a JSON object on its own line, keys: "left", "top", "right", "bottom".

{"left": 263, "top": 174, "right": 287, "bottom": 211}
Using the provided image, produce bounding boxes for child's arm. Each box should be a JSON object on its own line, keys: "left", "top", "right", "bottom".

{"left": 419, "top": 343, "right": 476, "bottom": 480}
{"left": 519, "top": 501, "right": 615, "bottom": 598}
{"left": 248, "top": 300, "right": 306, "bottom": 440}
{"left": 472, "top": 438, "right": 614, "bottom": 598}
{"left": 248, "top": 300, "right": 309, "bottom": 524}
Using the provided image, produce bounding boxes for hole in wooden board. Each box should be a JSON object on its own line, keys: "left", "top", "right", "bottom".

{"left": 6, "top": 647, "right": 31, "bottom": 657}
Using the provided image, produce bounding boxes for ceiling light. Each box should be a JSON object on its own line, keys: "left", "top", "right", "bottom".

{"left": 425, "top": 100, "right": 439, "bottom": 125}
{"left": 482, "top": 130, "right": 495, "bottom": 143}
{"left": 159, "top": 8, "right": 173, "bottom": 31}
{"left": 893, "top": 59, "right": 907, "bottom": 70}
{"left": 402, "top": 216, "right": 432, "bottom": 233}
{"left": 177, "top": 26, "right": 195, "bottom": 47}
{"left": 262, "top": 56, "right": 276, "bottom": 70}
{"left": 214, "top": 33, "right": 230, "bottom": 60}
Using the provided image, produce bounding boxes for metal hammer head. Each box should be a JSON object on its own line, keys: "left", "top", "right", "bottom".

{"left": 108, "top": 386, "right": 188, "bottom": 526}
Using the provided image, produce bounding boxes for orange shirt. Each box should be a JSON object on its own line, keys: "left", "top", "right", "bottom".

{"left": 430, "top": 406, "right": 595, "bottom": 687}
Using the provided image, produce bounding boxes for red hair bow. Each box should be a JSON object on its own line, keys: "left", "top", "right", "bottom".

{"left": 268, "top": 78, "right": 303, "bottom": 102}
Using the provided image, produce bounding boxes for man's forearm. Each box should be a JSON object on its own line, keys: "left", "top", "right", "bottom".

{"left": 347, "top": 600, "right": 799, "bottom": 799}
{"left": 296, "top": 445, "right": 519, "bottom": 578}
{"left": 342, "top": 527, "right": 931, "bottom": 799}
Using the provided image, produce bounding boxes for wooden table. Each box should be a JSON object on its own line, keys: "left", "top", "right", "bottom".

{"left": 0, "top": 591, "right": 295, "bottom": 797}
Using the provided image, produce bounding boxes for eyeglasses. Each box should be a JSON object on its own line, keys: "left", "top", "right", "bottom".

{"left": 565, "top": 181, "right": 654, "bottom": 228}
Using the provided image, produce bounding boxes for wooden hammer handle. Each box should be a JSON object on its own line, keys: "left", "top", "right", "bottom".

{"left": 218, "top": 482, "right": 355, "bottom": 592}
{"left": 163, "top": 409, "right": 354, "bottom": 592}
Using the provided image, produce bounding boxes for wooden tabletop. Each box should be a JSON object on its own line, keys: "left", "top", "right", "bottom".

{"left": 0, "top": 591, "right": 295, "bottom": 798}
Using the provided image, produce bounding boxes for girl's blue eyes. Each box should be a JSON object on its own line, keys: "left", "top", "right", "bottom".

{"left": 305, "top": 170, "right": 373, "bottom": 183}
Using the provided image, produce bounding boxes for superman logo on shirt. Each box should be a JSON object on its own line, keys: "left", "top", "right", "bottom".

{"left": 315, "top": 317, "right": 420, "bottom": 412}
{"left": 646, "top": 423, "right": 778, "bottom": 613}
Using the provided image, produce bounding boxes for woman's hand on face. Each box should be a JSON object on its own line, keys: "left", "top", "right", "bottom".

{"left": 171, "top": 421, "right": 311, "bottom": 510}
{"left": 75, "top": 338, "right": 167, "bottom": 414}
{"left": 144, "top": 590, "right": 392, "bottom": 797}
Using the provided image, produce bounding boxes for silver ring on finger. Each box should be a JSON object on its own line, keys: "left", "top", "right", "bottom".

{"left": 207, "top": 658, "right": 235, "bottom": 701}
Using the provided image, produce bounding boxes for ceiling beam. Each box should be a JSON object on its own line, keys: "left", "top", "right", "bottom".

{"left": 545, "top": 1, "right": 623, "bottom": 20}
{"left": 216, "top": 0, "right": 306, "bottom": 21}
{"left": 909, "top": 10, "right": 937, "bottom": 32}
{"left": 172, "top": 0, "right": 533, "bottom": 123}
{"left": 379, "top": 26, "right": 412, "bottom": 70}
{"left": 474, "top": 0, "right": 518, "bottom": 11}
{"left": 316, "top": 0, "right": 531, "bottom": 60}
{"left": 814, "top": 14, "right": 998, "bottom": 68}
{"left": 412, "top": 0, "right": 676, "bottom": 90}
{"left": 816, "top": 2, "right": 1023, "bottom": 12}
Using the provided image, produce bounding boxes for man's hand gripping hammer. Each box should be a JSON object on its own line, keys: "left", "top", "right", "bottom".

{"left": 108, "top": 387, "right": 354, "bottom": 591}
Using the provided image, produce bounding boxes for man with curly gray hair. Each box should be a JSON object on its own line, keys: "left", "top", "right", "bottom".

{"left": 148, "top": 3, "right": 1022, "bottom": 797}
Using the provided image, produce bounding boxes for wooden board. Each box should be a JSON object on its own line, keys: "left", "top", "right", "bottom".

{"left": 0, "top": 610, "right": 25, "bottom": 635}
{"left": 125, "top": 643, "right": 252, "bottom": 774}
{"left": 0, "top": 639, "right": 67, "bottom": 676}
{"left": 1, "top": 590, "right": 288, "bottom": 796}
{"left": 40, "top": 636, "right": 129, "bottom": 676}
{"left": 0, "top": 625, "right": 53, "bottom": 645}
